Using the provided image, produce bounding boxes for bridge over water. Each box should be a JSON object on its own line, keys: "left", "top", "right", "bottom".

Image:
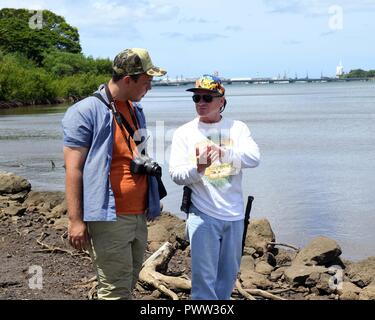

{"left": 153, "top": 77, "right": 373, "bottom": 86}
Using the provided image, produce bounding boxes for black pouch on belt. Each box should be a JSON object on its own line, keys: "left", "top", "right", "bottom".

{"left": 180, "top": 186, "right": 192, "bottom": 214}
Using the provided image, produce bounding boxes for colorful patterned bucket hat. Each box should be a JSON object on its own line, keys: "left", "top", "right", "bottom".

{"left": 186, "top": 74, "right": 225, "bottom": 96}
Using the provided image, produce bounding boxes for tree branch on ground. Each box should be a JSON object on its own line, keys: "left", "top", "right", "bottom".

{"left": 139, "top": 234, "right": 191, "bottom": 300}
{"left": 268, "top": 241, "right": 299, "bottom": 251}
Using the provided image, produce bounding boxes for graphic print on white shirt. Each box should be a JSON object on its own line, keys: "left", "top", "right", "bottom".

{"left": 169, "top": 117, "right": 260, "bottom": 221}
{"left": 194, "top": 133, "right": 238, "bottom": 188}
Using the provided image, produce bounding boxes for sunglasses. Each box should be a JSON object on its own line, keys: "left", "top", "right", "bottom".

{"left": 192, "top": 94, "right": 220, "bottom": 103}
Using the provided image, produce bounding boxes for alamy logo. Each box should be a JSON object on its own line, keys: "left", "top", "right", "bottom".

{"left": 328, "top": 265, "right": 343, "bottom": 291}
{"left": 28, "top": 265, "right": 43, "bottom": 290}
{"left": 29, "top": 10, "right": 43, "bottom": 30}
{"left": 328, "top": 5, "right": 344, "bottom": 31}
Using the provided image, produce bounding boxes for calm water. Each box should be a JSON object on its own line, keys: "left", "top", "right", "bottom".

{"left": 1, "top": 82, "right": 374, "bottom": 260}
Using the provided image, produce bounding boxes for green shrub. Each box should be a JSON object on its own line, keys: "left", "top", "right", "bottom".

{"left": 53, "top": 73, "right": 109, "bottom": 98}
{"left": 0, "top": 9, "right": 112, "bottom": 103}
{"left": 42, "top": 50, "right": 112, "bottom": 77}
{"left": 0, "top": 53, "right": 56, "bottom": 102}
{"left": 0, "top": 52, "right": 109, "bottom": 102}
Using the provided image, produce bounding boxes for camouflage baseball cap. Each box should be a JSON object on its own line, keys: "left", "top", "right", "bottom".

{"left": 112, "top": 48, "right": 167, "bottom": 77}
{"left": 186, "top": 74, "right": 225, "bottom": 96}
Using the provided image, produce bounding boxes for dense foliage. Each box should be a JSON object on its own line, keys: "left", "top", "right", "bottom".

{"left": 0, "top": 9, "right": 81, "bottom": 64}
{"left": 0, "top": 8, "right": 111, "bottom": 104}
{"left": 341, "top": 69, "right": 375, "bottom": 78}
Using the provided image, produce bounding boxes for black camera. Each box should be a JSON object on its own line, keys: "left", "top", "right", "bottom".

{"left": 130, "top": 155, "right": 167, "bottom": 200}
{"left": 130, "top": 155, "right": 162, "bottom": 177}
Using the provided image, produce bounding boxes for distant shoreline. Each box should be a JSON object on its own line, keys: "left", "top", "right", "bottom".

{"left": 0, "top": 97, "right": 82, "bottom": 110}
{"left": 1, "top": 78, "right": 374, "bottom": 110}
{"left": 154, "top": 77, "right": 375, "bottom": 87}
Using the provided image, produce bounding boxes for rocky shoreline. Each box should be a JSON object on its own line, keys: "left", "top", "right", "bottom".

{"left": 0, "top": 171, "right": 374, "bottom": 300}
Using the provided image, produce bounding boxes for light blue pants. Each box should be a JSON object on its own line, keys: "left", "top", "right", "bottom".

{"left": 187, "top": 204, "right": 244, "bottom": 300}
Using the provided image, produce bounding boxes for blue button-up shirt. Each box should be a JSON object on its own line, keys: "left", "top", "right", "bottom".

{"left": 62, "top": 84, "right": 161, "bottom": 221}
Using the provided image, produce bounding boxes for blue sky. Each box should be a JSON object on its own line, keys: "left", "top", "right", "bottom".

{"left": 1, "top": 0, "right": 374, "bottom": 78}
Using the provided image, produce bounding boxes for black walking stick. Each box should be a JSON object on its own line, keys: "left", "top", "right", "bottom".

{"left": 241, "top": 196, "right": 254, "bottom": 255}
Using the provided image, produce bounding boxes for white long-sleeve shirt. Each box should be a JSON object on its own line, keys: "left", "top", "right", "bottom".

{"left": 169, "top": 117, "right": 260, "bottom": 221}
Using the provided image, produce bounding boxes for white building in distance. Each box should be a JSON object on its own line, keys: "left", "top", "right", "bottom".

{"left": 336, "top": 61, "right": 344, "bottom": 77}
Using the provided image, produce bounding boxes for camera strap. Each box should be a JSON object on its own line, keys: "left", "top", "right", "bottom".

{"left": 93, "top": 85, "right": 144, "bottom": 156}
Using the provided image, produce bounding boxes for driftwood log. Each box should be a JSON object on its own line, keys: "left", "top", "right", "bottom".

{"left": 139, "top": 235, "right": 191, "bottom": 300}
{"left": 235, "top": 279, "right": 286, "bottom": 300}
{"left": 139, "top": 234, "right": 289, "bottom": 300}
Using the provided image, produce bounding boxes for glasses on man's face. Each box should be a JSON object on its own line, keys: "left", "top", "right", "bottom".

{"left": 192, "top": 94, "right": 220, "bottom": 103}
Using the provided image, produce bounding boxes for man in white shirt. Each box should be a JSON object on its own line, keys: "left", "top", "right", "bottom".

{"left": 169, "top": 75, "right": 260, "bottom": 300}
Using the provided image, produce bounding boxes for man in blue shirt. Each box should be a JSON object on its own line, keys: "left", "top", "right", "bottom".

{"left": 62, "top": 48, "right": 166, "bottom": 299}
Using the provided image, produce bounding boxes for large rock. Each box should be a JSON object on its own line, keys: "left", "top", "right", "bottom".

{"left": 3, "top": 204, "right": 26, "bottom": 216}
{"left": 275, "top": 248, "right": 297, "bottom": 267}
{"left": 345, "top": 257, "right": 375, "bottom": 288}
{"left": 148, "top": 212, "right": 186, "bottom": 240}
{"left": 245, "top": 218, "right": 275, "bottom": 254}
{"left": 338, "top": 282, "right": 361, "bottom": 300}
{"left": 284, "top": 265, "right": 327, "bottom": 286}
{"left": 240, "top": 255, "right": 256, "bottom": 277}
{"left": 148, "top": 224, "right": 170, "bottom": 243}
{"left": 306, "top": 272, "right": 336, "bottom": 294}
{"left": 147, "top": 212, "right": 186, "bottom": 251}
{"left": 8, "top": 191, "right": 29, "bottom": 202}
{"left": 255, "top": 261, "right": 274, "bottom": 275}
{"left": 359, "top": 282, "right": 375, "bottom": 300}
{"left": 24, "top": 191, "right": 65, "bottom": 211}
{"left": 0, "top": 172, "right": 31, "bottom": 195}
{"left": 294, "top": 236, "right": 342, "bottom": 266}
{"left": 269, "top": 267, "right": 288, "bottom": 282}
{"left": 240, "top": 257, "right": 266, "bottom": 288}
{"left": 240, "top": 270, "right": 274, "bottom": 290}
{"left": 43, "top": 201, "right": 67, "bottom": 220}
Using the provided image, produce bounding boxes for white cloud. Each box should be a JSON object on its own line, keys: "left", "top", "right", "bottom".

{"left": 87, "top": 0, "right": 178, "bottom": 23}
{"left": 161, "top": 32, "right": 227, "bottom": 42}
{"left": 283, "top": 39, "right": 302, "bottom": 45}
{"left": 225, "top": 25, "right": 243, "bottom": 32}
{"left": 262, "top": 0, "right": 375, "bottom": 16}
{"left": 0, "top": 0, "right": 50, "bottom": 10}
{"left": 187, "top": 33, "right": 227, "bottom": 42}
{"left": 0, "top": 0, "right": 179, "bottom": 27}
{"left": 179, "top": 17, "right": 211, "bottom": 24}
{"left": 161, "top": 32, "right": 185, "bottom": 38}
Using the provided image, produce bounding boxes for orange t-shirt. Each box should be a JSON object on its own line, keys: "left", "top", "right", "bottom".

{"left": 110, "top": 100, "right": 148, "bottom": 215}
